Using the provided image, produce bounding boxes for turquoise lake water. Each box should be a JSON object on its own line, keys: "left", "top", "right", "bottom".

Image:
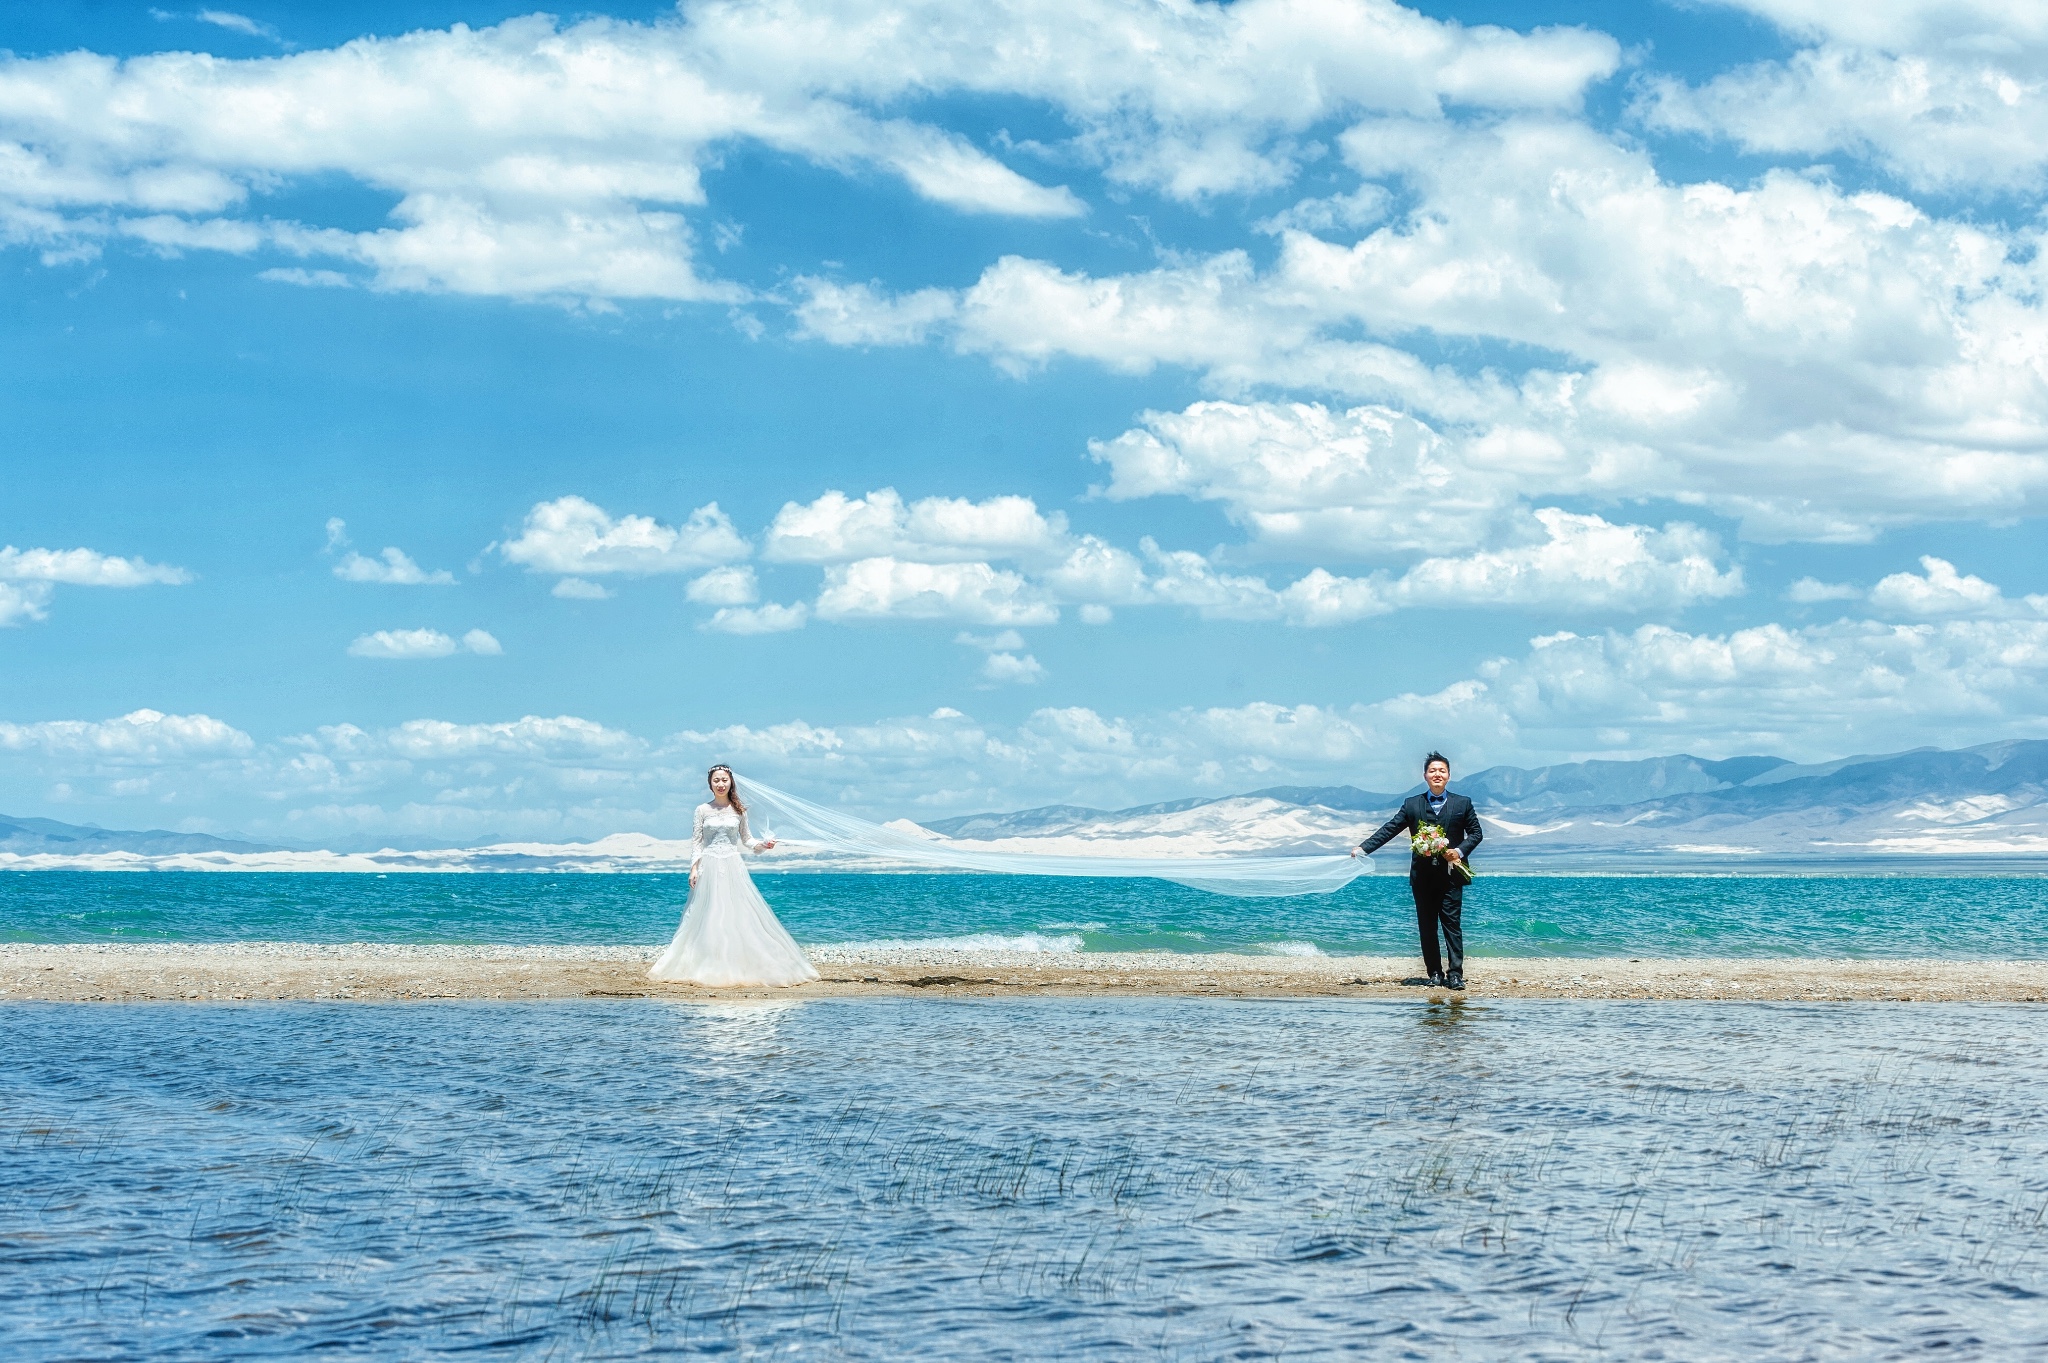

{"left": 3, "top": 870, "right": 2046, "bottom": 957}
{"left": 6, "top": 997, "right": 2048, "bottom": 1360}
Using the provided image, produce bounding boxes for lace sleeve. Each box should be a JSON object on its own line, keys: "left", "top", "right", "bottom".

{"left": 691, "top": 803, "right": 709, "bottom": 869}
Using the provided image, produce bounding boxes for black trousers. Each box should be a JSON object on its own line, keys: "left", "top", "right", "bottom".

{"left": 1409, "top": 860, "right": 1464, "bottom": 978}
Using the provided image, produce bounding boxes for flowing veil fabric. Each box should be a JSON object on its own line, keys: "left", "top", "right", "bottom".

{"left": 735, "top": 775, "right": 1371, "bottom": 898}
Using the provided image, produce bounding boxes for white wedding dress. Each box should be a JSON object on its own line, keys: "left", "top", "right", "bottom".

{"left": 648, "top": 802, "right": 819, "bottom": 988}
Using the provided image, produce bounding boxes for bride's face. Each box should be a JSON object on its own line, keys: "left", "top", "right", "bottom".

{"left": 709, "top": 769, "right": 732, "bottom": 799}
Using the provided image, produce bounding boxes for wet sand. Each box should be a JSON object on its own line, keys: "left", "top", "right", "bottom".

{"left": 2, "top": 943, "right": 2044, "bottom": 1002}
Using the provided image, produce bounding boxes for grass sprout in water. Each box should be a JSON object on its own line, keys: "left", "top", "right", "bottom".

{"left": 4, "top": 999, "right": 2048, "bottom": 1359}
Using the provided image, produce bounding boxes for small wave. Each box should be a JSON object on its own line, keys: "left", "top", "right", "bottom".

{"left": 812, "top": 932, "right": 1086, "bottom": 955}
{"left": 1257, "top": 940, "right": 1327, "bottom": 957}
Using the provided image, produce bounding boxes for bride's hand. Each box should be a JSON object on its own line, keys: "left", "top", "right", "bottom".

{"left": 758, "top": 839, "right": 776, "bottom": 851}
{"left": 689, "top": 867, "right": 699, "bottom": 887}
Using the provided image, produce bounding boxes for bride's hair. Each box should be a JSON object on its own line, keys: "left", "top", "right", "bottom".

{"left": 707, "top": 764, "right": 745, "bottom": 814}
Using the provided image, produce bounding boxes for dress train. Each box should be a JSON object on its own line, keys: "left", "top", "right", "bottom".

{"left": 649, "top": 801, "right": 817, "bottom": 988}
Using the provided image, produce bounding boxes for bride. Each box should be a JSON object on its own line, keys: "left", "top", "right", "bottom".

{"left": 648, "top": 765, "right": 819, "bottom": 988}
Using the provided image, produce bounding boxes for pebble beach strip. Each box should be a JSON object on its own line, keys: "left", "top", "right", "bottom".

{"left": 1, "top": 942, "right": 2045, "bottom": 1003}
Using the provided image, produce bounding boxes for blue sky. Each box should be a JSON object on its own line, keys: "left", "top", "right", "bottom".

{"left": 5, "top": 0, "right": 2048, "bottom": 843}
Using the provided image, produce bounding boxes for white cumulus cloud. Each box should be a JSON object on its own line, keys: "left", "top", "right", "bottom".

{"left": 0, "top": 0, "right": 1629, "bottom": 301}
{"left": 0, "top": 708, "right": 252, "bottom": 760}
{"left": 686, "top": 565, "right": 760, "bottom": 606}
{"left": 793, "top": 279, "right": 958, "bottom": 345}
{"left": 1389, "top": 510, "right": 1743, "bottom": 613}
{"left": 347, "top": 628, "right": 458, "bottom": 659}
{"left": 0, "top": 582, "right": 53, "bottom": 627}
{"left": 956, "top": 628, "right": 1045, "bottom": 685}
{"left": 1091, "top": 400, "right": 1496, "bottom": 556}
{"left": 1639, "top": 2, "right": 2048, "bottom": 193}
{"left": 1787, "top": 577, "right": 1863, "bottom": 604}
{"left": 764, "top": 488, "right": 1070, "bottom": 565}
{"left": 816, "top": 557, "right": 1059, "bottom": 625}
{"left": 331, "top": 714, "right": 644, "bottom": 760}
{"left": 1110, "top": 510, "right": 1741, "bottom": 625}
{"left": 978, "top": 651, "right": 1047, "bottom": 685}
{"left": 334, "top": 547, "right": 458, "bottom": 585}
{"left": 346, "top": 628, "right": 503, "bottom": 659}
{"left": 704, "top": 602, "right": 810, "bottom": 634}
{"left": 324, "top": 519, "right": 457, "bottom": 584}
{"left": 498, "top": 496, "right": 749, "bottom": 577}
{"left": 1868, "top": 556, "right": 2046, "bottom": 618}
{"left": 1490, "top": 615, "right": 2048, "bottom": 757}
{"left": 16, "top": 587, "right": 2048, "bottom": 835}
{"left": 0, "top": 543, "right": 192, "bottom": 625}
{"left": 0, "top": 545, "right": 191, "bottom": 587}
{"left": 825, "top": 117, "right": 2048, "bottom": 546}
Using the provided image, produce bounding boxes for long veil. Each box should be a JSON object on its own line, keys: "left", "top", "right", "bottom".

{"left": 735, "top": 774, "right": 1371, "bottom": 898}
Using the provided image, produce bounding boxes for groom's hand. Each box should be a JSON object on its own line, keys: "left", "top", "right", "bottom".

{"left": 1445, "top": 848, "right": 1463, "bottom": 866}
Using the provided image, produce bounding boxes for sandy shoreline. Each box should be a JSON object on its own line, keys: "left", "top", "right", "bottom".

{"left": 1, "top": 943, "right": 2044, "bottom": 1002}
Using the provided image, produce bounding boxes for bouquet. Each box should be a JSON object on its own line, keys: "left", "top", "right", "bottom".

{"left": 1411, "top": 822, "right": 1473, "bottom": 881}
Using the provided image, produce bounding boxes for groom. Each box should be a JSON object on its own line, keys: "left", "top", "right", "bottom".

{"left": 1352, "top": 752, "right": 1483, "bottom": 990}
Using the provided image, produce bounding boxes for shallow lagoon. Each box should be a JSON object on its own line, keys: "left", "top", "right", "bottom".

{"left": 6, "top": 997, "right": 2048, "bottom": 1359}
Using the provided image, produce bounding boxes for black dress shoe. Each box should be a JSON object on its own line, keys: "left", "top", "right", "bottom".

{"left": 1445, "top": 973, "right": 1466, "bottom": 991}
{"left": 1427, "top": 972, "right": 1445, "bottom": 988}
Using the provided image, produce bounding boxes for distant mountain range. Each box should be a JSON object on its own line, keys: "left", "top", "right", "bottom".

{"left": 921, "top": 741, "right": 2048, "bottom": 867}
{"left": 5, "top": 740, "right": 2046, "bottom": 870}
{"left": 0, "top": 814, "right": 281, "bottom": 857}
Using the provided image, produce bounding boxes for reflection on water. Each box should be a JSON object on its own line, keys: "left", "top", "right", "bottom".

{"left": 1414, "top": 996, "right": 1476, "bottom": 1032}
{"left": 689, "top": 998, "right": 802, "bottom": 1064}
{"left": 5, "top": 999, "right": 2048, "bottom": 1360}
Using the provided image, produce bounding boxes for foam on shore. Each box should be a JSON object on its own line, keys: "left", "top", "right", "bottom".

{"left": 810, "top": 932, "right": 1086, "bottom": 957}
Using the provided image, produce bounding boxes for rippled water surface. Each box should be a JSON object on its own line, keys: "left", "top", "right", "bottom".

{"left": 7, "top": 871, "right": 2048, "bottom": 957}
{"left": 6, "top": 998, "right": 2048, "bottom": 1359}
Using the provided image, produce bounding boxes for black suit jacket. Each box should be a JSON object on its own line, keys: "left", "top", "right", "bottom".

{"left": 1356, "top": 792, "right": 1483, "bottom": 867}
